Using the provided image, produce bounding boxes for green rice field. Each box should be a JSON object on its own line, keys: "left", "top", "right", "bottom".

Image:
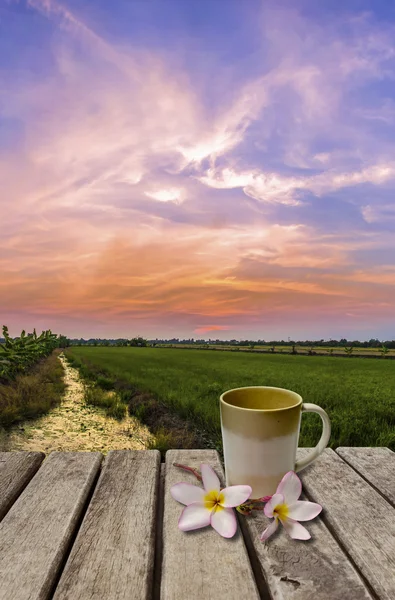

{"left": 65, "top": 347, "right": 395, "bottom": 451}
{"left": 157, "top": 343, "right": 395, "bottom": 357}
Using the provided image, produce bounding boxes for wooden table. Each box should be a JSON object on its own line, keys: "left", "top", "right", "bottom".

{"left": 0, "top": 447, "right": 394, "bottom": 600}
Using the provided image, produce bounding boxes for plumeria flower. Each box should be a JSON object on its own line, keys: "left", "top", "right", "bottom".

{"left": 261, "top": 471, "right": 322, "bottom": 541}
{"left": 171, "top": 464, "right": 252, "bottom": 538}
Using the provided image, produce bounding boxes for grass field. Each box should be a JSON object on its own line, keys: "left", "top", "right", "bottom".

{"left": 65, "top": 347, "right": 395, "bottom": 451}
{"left": 156, "top": 343, "right": 395, "bottom": 357}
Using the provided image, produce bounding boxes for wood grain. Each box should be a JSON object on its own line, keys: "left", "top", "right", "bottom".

{"left": 161, "top": 449, "right": 260, "bottom": 600}
{"left": 297, "top": 448, "right": 395, "bottom": 600}
{"left": 240, "top": 493, "right": 373, "bottom": 600}
{"left": 0, "top": 451, "right": 44, "bottom": 521}
{"left": 0, "top": 451, "right": 102, "bottom": 600}
{"left": 53, "top": 450, "right": 160, "bottom": 600}
{"left": 336, "top": 447, "right": 395, "bottom": 506}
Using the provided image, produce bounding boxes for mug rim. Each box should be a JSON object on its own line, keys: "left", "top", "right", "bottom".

{"left": 220, "top": 385, "right": 302, "bottom": 412}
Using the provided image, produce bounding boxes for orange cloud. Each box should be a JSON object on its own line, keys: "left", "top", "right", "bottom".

{"left": 1, "top": 218, "right": 394, "bottom": 332}
{"left": 2, "top": 1, "right": 395, "bottom": 340}
{"left": 194, "top": 326, "right": 231, "bottom": 334}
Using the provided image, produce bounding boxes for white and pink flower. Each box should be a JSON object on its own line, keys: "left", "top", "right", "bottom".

{"left": 260, "top": 471, "right": 322, "bottom": 541}
{"left": 171, "top": 463, "right": 252, "bottom": 538}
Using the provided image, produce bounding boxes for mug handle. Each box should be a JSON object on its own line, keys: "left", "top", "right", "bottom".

{"left": 294, "top": 403, "right": 331, "bottom": 472}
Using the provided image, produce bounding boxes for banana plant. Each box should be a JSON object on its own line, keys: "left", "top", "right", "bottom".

{"left": 0, "top": 325, "right": 65, "bottom": 382}
{"left": 379, "top": 345, "right": 389, "bottom": 358}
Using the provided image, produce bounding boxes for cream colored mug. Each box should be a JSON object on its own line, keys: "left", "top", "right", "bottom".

{"left": 220, "top": 386, "right": 331, "bottom": 498}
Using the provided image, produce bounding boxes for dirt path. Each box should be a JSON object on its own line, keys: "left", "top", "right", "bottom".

{"left": 2, "top": 353, "right": 153, "bottom": 453}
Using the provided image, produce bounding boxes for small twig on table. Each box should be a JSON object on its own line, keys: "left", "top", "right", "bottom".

{"left": 173, "top": 463, "right": 203, "bottom": 481}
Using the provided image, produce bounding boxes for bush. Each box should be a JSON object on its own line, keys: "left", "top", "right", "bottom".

{"left": 84, "top": 386, "right": 113, "bottom": 409}
{"left": 84, "top": 385, "right": 127, "bottom": 420}
{"left": 147, "top": 427, "right": 195, "bottom": 458}
{"left": 134, "top": 403, "right": 148, "bottom": 421}
{"left": 107, "top": 402, "right": 127, "bottom": 420}
{"left": 147, "top": 428, "right": 176, "bottom": 454}
{"left": 96, "top": 376, "right": 115, "bottom": 390}
{"left": 0, "top": 325, "right": 61, "bottom": 383}
{"left": 0, "top": 352, "right": 66, "bottom": 427}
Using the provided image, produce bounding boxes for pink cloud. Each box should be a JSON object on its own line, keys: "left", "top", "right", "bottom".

{"left": 1, "top": 1, "right": 395, "bottom": 340}
{"left": 198, "top": 162, "right": 395, "bottom": 206}
{"left": 194, "top": 326, "right": 231, "bottom": 335}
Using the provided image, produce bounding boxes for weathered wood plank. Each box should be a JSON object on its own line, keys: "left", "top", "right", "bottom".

{"left": 240, "top": 492, "right": 373, "bottom": 600}
{"left": 162, "top": 449, "right": 260, "bottom": 600}
{"left": 53, "top": 450, "right": 160, "bottom": 600}
{"left": 336, "top": 447, "right": 395, "bottom": 506}
{"left": 153, "top": 462, "right": 165, "bottom": 600}
{"left": 297, "top": 448, "right": 395, "bottom": 600}
{"left": 0, "top": 451, "right": 102, "bottom": 600}
{"left": 0, "top": 451, "right": 44, "bottom": 521}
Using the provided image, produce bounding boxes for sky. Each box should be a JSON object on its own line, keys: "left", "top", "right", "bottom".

{"left": 1, "top": 0, "right": 395, "bottom": 341}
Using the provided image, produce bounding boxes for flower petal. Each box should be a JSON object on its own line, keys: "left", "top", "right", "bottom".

{"left": 221, "top": 485, "right": 252, "bottom": 508}
{"left": 287, "top": 501, "right": 322, "bottom": 521}
{"left": 281, "top": 517, "right": 311, "bottom": 540}
{"left": 178, "top": 502, "right": 212, "bottom": 531}
{"left": 201, "top": 463, "right": 220, "bottom": 493}
{"left": 210, "top": 507, "right": 237, "bottom": 538}
{"left": 264, "top": 493, "right": 284, "bottom": 518}
{"left": 260, "top": 518, "right": 279, "bottom": 541}
{"left": 170, "top": 483, "right": 205, "bottom": 506}
{"left": 276, "top": 471, "right": 302, "bottom": 504}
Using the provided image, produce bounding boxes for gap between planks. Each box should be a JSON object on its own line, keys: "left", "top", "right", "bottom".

{"left": 153, "top": 463, "right": 165, "bottom": 600}
{"left": 162, "top": 449, "right": 263, "bottom": 600}
{"left": 0, "top": 452, "right": 103, "bottom": 600}
{"left": 298, "top": 448, "right": 394, "bottom": 600}
{"left": 47, "top": 454, "right": 104, "bottom": 598}
{"left": 335, "top": 447, "right": 395, "bottom": 508}
{"left": 0, "top": 452, "right": 45, "bottom": 522}
{"left": 297, "top": 482, "right": 379, "bottom": 600}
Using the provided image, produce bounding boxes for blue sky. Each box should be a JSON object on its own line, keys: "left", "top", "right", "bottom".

{"left": 1, "top": 0, "right": 395, "bottom": 340}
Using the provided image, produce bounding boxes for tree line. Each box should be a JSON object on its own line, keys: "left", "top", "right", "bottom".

{"left": 3, "top": 334, "right": 394, "bottom": 350}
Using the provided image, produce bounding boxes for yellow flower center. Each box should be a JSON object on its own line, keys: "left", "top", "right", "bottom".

{"left": 273, "top": 503, "right": 289, "bottom": 521}
{"left": 204, "top": 490, "right": 225, "bottom": 512}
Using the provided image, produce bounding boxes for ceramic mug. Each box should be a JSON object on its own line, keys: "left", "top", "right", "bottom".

{"left": 220, "top": 386, "right": 331, "bottom": 498}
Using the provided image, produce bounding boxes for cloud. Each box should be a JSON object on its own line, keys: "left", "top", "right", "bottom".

{"left": 362, "top": 203, "right": 395, "bottom": 223}
{"left": 356, "top": 99, "right": 395, "bottom": 124}
{"left": 2, "top": 1, "right": 395, "bottom": 339}
{"left": 26, "top": 0, "right": 136, "bottom": 75}
{"left": 144, "top": 188, "right": 185, "bottom": 204}
{"left": 311, "top": 164, "right": 395, "bottom": 194}
{"left": 176, "top": 77, "right": 268, "bottom": 164}
{"left": 198, "top": 162, "right": 395, "bottom": 207}
{"left": 198, "top": 168, "right": 304, "bottom": 205}
{"left": 194, "top": 325, "right": 230, "bottom": 334}
{"left": 2, "top": 10, "right": 270, "bottom": 223}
